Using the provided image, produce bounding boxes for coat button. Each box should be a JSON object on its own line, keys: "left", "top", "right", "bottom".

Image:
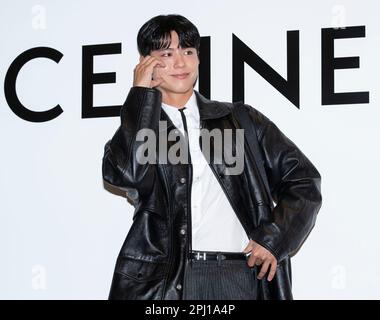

{"left": 180, "top": 229, "right": 186, "bottom": 235}
{"left": 176, "top": 284, "right": 182, "bottom": 290}
{"left": 180, "top": 177, "right": 186, "bottom": 184}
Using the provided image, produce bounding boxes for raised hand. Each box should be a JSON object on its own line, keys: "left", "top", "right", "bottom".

{"left": 133, "top": 55, "right": 166, "bottom": 88}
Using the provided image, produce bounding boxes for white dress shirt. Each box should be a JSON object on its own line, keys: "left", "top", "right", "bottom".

{"left": 161, "top": 91, "right": 249, "bottom": 252}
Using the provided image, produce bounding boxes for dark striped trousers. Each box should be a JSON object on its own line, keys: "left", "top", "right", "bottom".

{"left": 182, "top": 255, "right": 259, "bottom": 300}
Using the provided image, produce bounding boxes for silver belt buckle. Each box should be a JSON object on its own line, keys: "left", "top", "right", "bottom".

{"left": 196, "top": 252, "right": 207, "bottom": 260}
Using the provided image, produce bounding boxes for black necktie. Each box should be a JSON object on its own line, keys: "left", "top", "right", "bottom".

{"left": 178, "top": 107, "right": 191, "bottom": 164}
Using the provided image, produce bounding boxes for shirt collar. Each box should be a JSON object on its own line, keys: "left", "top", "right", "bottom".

{"left": 158, "top": 89, "right": 233, "bottom": 132}
{"left": 161, "top": 90, "right": 199, "bottom": 125}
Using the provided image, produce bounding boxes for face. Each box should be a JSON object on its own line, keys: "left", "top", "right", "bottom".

{"left": 148, "top": 30, "right": 200, "bottom": 95}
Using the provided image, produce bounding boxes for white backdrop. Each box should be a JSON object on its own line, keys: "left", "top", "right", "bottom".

{"left": 1, "top": 0, "right": 379, "bottom": 299}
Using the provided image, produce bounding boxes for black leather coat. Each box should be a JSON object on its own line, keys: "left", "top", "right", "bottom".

{"left": 102, "top": 86, "right": 322, "bottom": 300}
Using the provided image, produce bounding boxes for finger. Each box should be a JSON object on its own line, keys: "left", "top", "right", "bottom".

{"left": 267, "top": 260, "right": 277, "bottom": 282}
{"left": 255, "top": 258, "right": 263, "bottom": 266}
{"left": 247, "top": 254, "right": 257, "bottom": 268}
{"left": 137, "top": 59, "right": 164, "bottom": 75}
{"left": 257, "top": 260, "right": 270, "bottom": 280}
{"left": 140, "top": 55, "right": 159, "bottom": 65}
{"left": 136, "top": 56, "right": 155, "bottom": 68}
{"left": 134, "top": 58, "right": 164, "bottom": 82}
{"left": 147, "top": 58, "right": 166, "bottom": 69}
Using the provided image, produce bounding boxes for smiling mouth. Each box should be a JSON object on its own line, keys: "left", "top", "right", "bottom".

{"left": 171, "top": 73, "right": 190, "bottom": 79}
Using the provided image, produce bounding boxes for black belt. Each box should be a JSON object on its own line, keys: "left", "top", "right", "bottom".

{"left": 190, "top": 250, "right": 248, "bottom": 261}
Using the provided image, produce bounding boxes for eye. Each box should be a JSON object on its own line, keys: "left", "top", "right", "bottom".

{"left": 185, "top": 50, "right": 194, "bottom": 55}
{"left": 161, "top": 53, "right": 171, "bottom": 57}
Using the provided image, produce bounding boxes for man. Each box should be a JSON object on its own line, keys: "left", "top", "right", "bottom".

{"left": 102, "top": 14, "right": 322, "bottom": 300}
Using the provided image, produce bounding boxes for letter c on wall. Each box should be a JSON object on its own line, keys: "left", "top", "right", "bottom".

{"left": 4, "top": 47, "right": 63, "bottom": 122}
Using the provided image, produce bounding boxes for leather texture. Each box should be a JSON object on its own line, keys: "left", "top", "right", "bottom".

{"left": 102, "top": 86, "right": 322, "bottom": 300}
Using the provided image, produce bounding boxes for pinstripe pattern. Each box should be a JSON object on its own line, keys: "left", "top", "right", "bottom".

{"left": 182, "top": 258, "right": 259, "bottom": 300}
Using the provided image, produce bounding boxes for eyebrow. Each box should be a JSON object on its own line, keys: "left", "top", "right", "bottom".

{"left": 158, "top": 47, "right": 193, "bottom": 51}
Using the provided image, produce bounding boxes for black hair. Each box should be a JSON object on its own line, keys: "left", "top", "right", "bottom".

{"left": 137, "top": 14, "right": 200, "bottom": 57}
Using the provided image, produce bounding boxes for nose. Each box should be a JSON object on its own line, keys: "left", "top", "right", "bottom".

{"left": 174, "top": 52, "right": 185, "bottom": 68}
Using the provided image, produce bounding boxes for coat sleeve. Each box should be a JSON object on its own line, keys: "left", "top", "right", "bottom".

{"left": 102, "top": 86, "right": 162, "bottom": 197}
{"left": 247, "top": 105, "right": 322, "bottom": 263}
